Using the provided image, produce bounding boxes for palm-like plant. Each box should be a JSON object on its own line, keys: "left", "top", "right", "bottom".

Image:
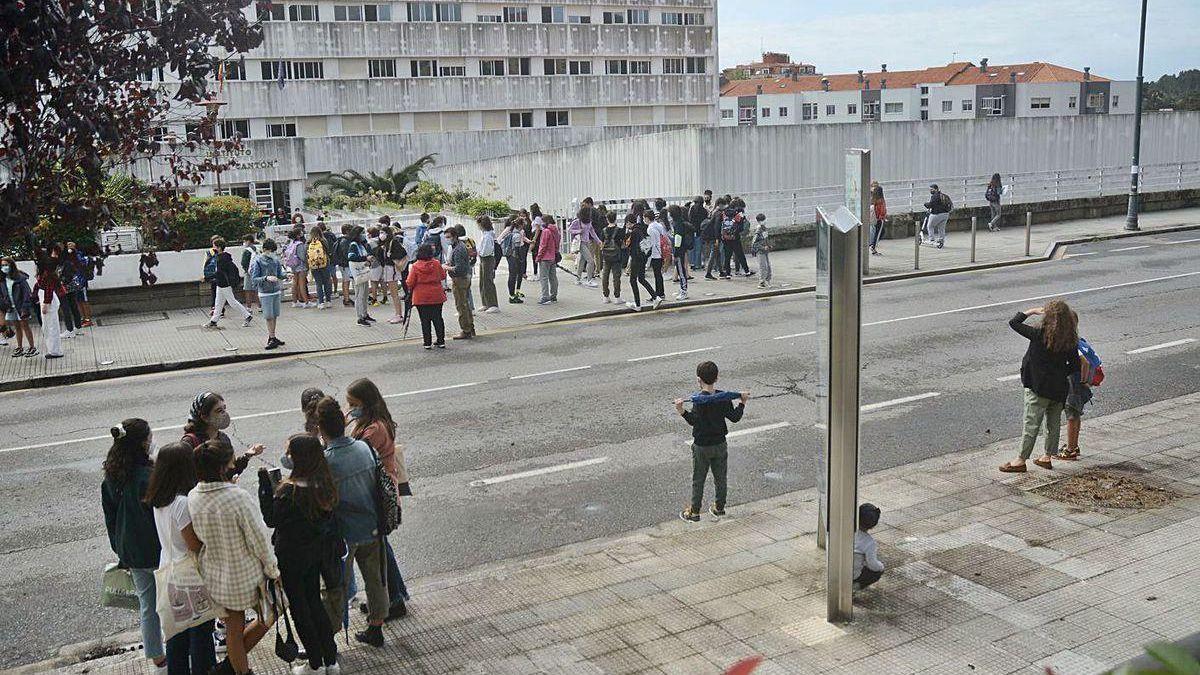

{"left": 312, "top": 154, "right": 437, "bottom": 201}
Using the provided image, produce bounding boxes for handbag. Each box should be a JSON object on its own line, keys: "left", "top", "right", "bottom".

{"left": 154, "top": 553, "right": 219, "bottom": 640}
{"left": 366, "top": 443, "right": 400, "bottom": 535}
{"left": 101, "top": 563, "right": 140, "bottom": 610}
{"left": 268, "top": 580, "right": 299, "bottom": 663}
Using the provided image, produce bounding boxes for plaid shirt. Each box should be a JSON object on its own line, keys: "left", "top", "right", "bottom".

{"left": 188, "top": 481, "right": 279, "bottom": 611}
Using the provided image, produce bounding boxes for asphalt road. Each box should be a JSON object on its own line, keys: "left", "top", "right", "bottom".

{"left": 1, "top": 231, "right": 1198, "bottom": 667}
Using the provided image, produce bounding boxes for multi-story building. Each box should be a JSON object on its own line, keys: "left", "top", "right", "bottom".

{"left": 719, "top": 60, "right": 1135, "bottom": 127}
{"left": 144, "top": 1, "right": 718, "bottom": 211}
{"left": 720, "top": 51, "right": 817, "bottom": 80}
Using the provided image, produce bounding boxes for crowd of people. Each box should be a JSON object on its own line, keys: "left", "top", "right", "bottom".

{"left": 0, "top": 241, "right": 99, "bottom": 359}
{"left": 101, "top": 379, "right": 411, "bottom": 675}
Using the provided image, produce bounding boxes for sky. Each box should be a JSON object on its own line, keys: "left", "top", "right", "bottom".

{"left": 718, "top": 0, "right": 1200, "bottom": 81}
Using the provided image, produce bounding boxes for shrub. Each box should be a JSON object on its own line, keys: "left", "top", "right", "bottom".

{"left": 170, "top": 195, "right": 258, "bottom": 249}
{"left": 455, "top": 196, "right": 512, "bottom": 218}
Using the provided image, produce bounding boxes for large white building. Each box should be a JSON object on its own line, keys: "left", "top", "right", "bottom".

{"left": 719, "top": 60, "right": 1136, "bottom": 127}
{"left": 144, "top": 1, "right": 718, "bottom": 211}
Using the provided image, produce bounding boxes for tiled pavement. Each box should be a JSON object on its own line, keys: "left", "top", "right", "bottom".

{"left": 4, "top": 207, "right": 1197, "bottom": 390}
{"left": 49, "top": 392, "right": 1200, "bottom": 675}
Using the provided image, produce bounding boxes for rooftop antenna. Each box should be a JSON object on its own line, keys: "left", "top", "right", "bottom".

{"left": 952, "top": 51, "right": 958, "bottom": 62}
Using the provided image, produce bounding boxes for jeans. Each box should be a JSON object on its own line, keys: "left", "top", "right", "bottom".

{"left": 988, "top": 201, "right": 1002, "bottom": 229}
{"left": 311, "top": 267, "right": 331, "bottom": 304}
{"left": 281, "top": 558, "right": 337, "bottom": 670}
{"left": 674, "top": 255, "right": 688, "bottom": 295}
{"left": 730, "top": 239, "right": 750, "bottom": 274}
{"left": 479, "top": 256, "right": 498, "bottom": 308}
{"left": 600, "top": 258, "right": 623, "bottom": 298}
{"left": 688, "top": 238, "right": 703, "bottom": 268}
{"left": 690, "top": 442, "right": 728, "bottom": 512}
{"left": 926, "top": 213, "right": 949, "bottom": 243}
{"left": 628, "top": 257, "right": 655, "bottom": 306}
{"left": 869, "top": 219, "right": 885, "bottom": 248}
{"left": 704, "top": 241, "right": 722, "bottom": 277}
{"left": 1020, "top": 388, "right": 1064, "bottom": 460}
{"left": 323, "top": 540, "right": 388, "bottom": 627}
{"left": 353, "top": 280, "right": 369, "bottom": 320}
{"left": 538, "top": 260, "right": 558, "bottom": 302}
{"left": 757, "top": 251, "right": 772, "bottom": 283}
{"left": 210, "top": 286, "right": 250, "bottom": 323}
{"left": 165, "top": 621, "right": 215, "bottom": 675}
{"left": 451, "top": 276, "right": 474, "bottom": 335}
{"left": 130, "top": 568, "right": 165, "bottom": 660}
{"left": 650, "top": 258, "right": 665, "bottom": 299}
{"left": 383, "top": 538, "right": 409, "bottom": 603}
{"left": 62, "top": 290, "right": 82, "bottom": 332}
{"left": 324, "top": 263, "right": 337, "bottom": 297}
{"left": 575, "top": 242, "right": 596, "bottom": 280}
{"left": 416, "top": 303, "right": 445, "bottom": 346}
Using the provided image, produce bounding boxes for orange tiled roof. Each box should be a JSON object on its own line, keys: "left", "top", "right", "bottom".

{"left": 946, "top": 62, "right": 1109, "bottom": 85}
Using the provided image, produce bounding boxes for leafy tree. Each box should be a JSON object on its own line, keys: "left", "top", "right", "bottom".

{"left": 1144, "top": 69, "right": 1200, "bottom": 111}
{"left": 0, "top": 0, "right": 263, "bottom": 246}
{"left": 311, "top": 155, "right": 438, "bottom": 201}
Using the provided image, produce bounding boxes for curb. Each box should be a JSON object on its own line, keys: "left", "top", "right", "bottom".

{"left": 1, "top": 630, "right": 142, "bottom": 675}
{"left": 7, "top": 223, "right": 1199, "bottom": 393}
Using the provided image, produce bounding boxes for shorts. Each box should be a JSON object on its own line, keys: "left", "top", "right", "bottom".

{"left": 258, "top": 292, "right": 282, "bottom": 319}
{"left": 378, "top": 266, "right": 399, "bottom": 284}
{"left": 338, "top": 265, "right": 350, "bottom": 280}
{"left": 1065, "top": 373, "right": 1092, "bottom": 420}
{"left": 369, "top": 266, "right": 384, "bottom": 283}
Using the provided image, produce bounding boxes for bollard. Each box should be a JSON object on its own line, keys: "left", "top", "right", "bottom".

{"left": 970, "top": 216, "right": 977, "bottom": 263}
{"left": 914, "top": 220, "right": 921, "bottom": 270}
{"left": 1025, "top": 211, "right": 1032, "bottom": 256}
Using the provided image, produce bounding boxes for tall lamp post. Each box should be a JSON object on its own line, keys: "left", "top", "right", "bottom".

{"left": 1124, "top": 0, "right": 1149, "bottom": 231}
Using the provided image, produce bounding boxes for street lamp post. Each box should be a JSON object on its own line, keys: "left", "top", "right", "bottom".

{"left": 1124, "top": 0, "right": 1149, "bottom": 231}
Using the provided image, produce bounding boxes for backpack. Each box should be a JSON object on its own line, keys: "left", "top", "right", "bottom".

{"left": 333, "top": 236, "right": 350, "bottom": 266}
{"left": 638, "top": 233, "right": 653, "bottom": 258}
{"left": 601, "top": 228, "right": 622, "bottom": 262}
{"left": 306, "top": 240, "right": 328, "bottom": 269}
{"left": 500, "top": 229, "right": 516, "bottom": 257}
{"left": 660, "top": 234, "right": 673, "bottom": 267}
{"left": 1078, "top": 338, "right": 1104, "bottom": 387}
{"left": 464, "top": 237, "right": 478, "bottom": 265}
{"left": 941, "top": 193, "right": 954, "bottom": 211}
{"left": 283, "top": 241, "right": 302, "bottom": 269}
{"left": 701, "top": 215, "right": 719, "bottom": 242}
{"left": 203, "top": 251, "right": 218, "bottom": 281}
{"left": 720, "top": 217, "right": 737, "bottom": 242}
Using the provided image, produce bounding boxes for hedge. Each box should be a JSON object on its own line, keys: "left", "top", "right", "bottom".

{"left": 170, "top": 196, "right": 258, "bottom": 249}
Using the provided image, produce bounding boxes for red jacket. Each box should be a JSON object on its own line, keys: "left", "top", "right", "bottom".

{"left": 33, "top": 269, "right": 65, "bottom": 304}
{"left": 536, "top": 223, "right": 560, "bottom": 262}
{"left": 405, "top": 258, "right": 447, "bottom": 306}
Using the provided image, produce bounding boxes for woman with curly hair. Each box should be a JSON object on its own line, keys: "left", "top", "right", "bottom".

{"left": 1001, "top": 300, "right": 1079, "bottom": 473}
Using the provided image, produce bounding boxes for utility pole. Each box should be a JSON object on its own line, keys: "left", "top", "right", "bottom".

{"left": 1125, "top": 0, "right": 1148, "bottom": 231}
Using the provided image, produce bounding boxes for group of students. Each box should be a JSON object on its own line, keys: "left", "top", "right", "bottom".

{"left": 100, "top": 379, "right": 412, "bottom": 675}
{"left": 0, "top": 241, "right": 97, "bottom": 359}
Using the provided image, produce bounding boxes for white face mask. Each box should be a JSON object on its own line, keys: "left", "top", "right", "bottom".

{"left": 148, "top": 441, "right": 159, "bottom": 460}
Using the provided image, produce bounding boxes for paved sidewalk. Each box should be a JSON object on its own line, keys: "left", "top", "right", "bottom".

{"left": 4, "top": 207, "right": 1197, "bottom": 390}
{"left": 46, "top": 392, "right": 1200, "bottom": 675}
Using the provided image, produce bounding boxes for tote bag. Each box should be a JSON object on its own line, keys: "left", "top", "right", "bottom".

{"left": 101, "top": 563, "right": 140, "bottom": 610}
{"left": 154, "top": 554, "right": 219, "bottom": 640}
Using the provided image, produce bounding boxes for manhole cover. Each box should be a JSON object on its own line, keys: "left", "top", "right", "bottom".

{"left": 1033, "top": 466, "right": 1183, "bottom": 511}
{"left": 95, "top": 312, "right": 169, "bottom": 326}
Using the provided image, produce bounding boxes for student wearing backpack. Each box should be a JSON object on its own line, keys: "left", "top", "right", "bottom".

{"left": 687, "top": 196, "right": 707, "bottom": 271}
{"left": 986, "top": 173, "right": 1004, "bottom": 231}
{"left": 319, "top": 222, "right": 338, "bottom": 304}
{"left": 625, "top": 215, "right": 658, "bottom": 311}
{"left": 239, "top": 234, "right": 260, "bottom": 313}
{"left": 599, "top": 211, "right": 625, "bottom": 304}
{"left": 569, "top": 207, "right": 601, "bottom": 288}
{"left": 334, "top": 225, "right": 353, "bottom": 307}
{"left": 923, "top": 184, "right": 952, "bottom": 249}
{"left": 668, "top": 204, "right": 692, "bottom": 300}
{"left": 728, "top": 198, "right": 754, "bottom": 277}
{"left": 380, "top": 226, "right": 409, "bottom": 324}
{"left": 284, "top": 228, "right": 311, "bottom": 308}
{"left": 1060, "top": 331, "right": 1101, "bottom": 461}
{"left": 499, "top": 216, "right": 529, "bottom": 304}
{"left": 203, "top": 236, "right": 221, "bottom": 310}
{"left": 206, "top": 237, "right": 254, "bottom": 330}
{"left": 444, "top": 226, "right": 476, "bottom": 339}
{"left": 307, "top": 226, "right": 332, "bottom": 309}
{"left": 701, "top": 198, "right": 725, "bottom": 280}
{"left": 347, "top": 227, "right": 375, "bottom": 326}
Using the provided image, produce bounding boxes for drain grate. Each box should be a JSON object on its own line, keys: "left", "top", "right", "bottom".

{"left": 96, "top": 312, "right": 169, "bottom": 326}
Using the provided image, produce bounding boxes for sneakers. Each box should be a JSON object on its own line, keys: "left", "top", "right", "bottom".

{"left": 516, "top": 290, "right": 526, "bottom": 298}
{"left": 435, "top": 342, "right": 446, "bottom": 349}
{"left": 704, "top": 274, "right": 717, "bottom": 280}
{"left": 59, "top": 331, "right": 74, "bottom": 339}
{"left": 509, "top": 296, "right": 524, "bottom": 304}
{"left": 936, "top": 241, "right": 945, "bottom": 249}
{"left": 585, "top": 279, "right": 599, "bottom": 288}
{"left": 46, "top": 353, "right": 63, "bottom": 359}
{"left": 241, "top": 316, "right": 253, "bottom": 328}
{"left": 602, "top": 297, "right": 612, "bottom": 304}
{"left": 386, "top": 598, "right": 408, "bottom": 621}
{"left": 291, "top": 664, "right": 322, "bottom": 675}
{"left": 364, "top": 315, "right": 377, "bottom": 322}
{"left": 357, "top": 318, "right": 372, "bottom": 326}
{"left": 423, "top": 344, "right": 433, "bottom": 350}
{"left": 651, "top": 297, "right": 663, "bottom": 309}
{"left": 625, "top": 301, "right": 641, "bottom": 312}
{"left": 710, "top": 504, "right": 726, "bottom": 517}
{"left": 265, "top": 338, "right": 279, "bottom": 350}
{"left": 23, "top": 347, "right": 38, "bottom": 358}
{"left": 757, "top": 281, "right": 767, "bottom": 288}
{"left": 538, "top": 299, "right": 553, "bottom": 306}
{"left": 484, "top": 307, "right": 500, "bottom": 314}
{"left": 679, "top": 508, "right": 701, "bottom": 523}
{"left": 81, "top": 319, "right": 93, "bottom": 327}
{"left": 205, "top": 321, "right": 220, "bottom": 330}
{"left": 10, "top": 347, "right": 23, "bottom": 358}
{"left": 325, "top": 663, "right": 341, "bottom": 675}
{"left": 451, "top": 332, "right": 474, "bottom": 340}
{"left": 719, "top": 274, "right": 731, "bottom": 280}
{"left": 292, "top": 302, "right": 303, "bottom": 309}
{"left": 355, "top": 625, "right": 385, "bottom": 648}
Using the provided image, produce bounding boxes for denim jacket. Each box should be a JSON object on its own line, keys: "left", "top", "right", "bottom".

{"left": 324, "top": 436, "right": 379, "bottom": 545}
{"left": 249, "top": 253, "right": 283, "bottom": 294}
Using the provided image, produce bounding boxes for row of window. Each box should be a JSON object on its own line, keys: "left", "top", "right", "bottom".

{"left": 258, "top": 3, "right": 705, "bottom": 25}
{"left": 508, "top": 110, "right": 570, "bottom": 127}
{"left": 244, "top": 58, "right": 704, "bottom": 81}
{"left": 174, "top": 109, "right": 576, "bottom": 139}
{"left": 729, "top": 93, "right": 1116, "bottom": 122}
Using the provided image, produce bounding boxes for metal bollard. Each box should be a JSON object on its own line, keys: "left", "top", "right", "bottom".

{"left": 1025, "top": 211, "right": 1032, "bottom": 257}
{"left": 970, "top": 216, "right": 977, "bottom": 263}
{"left": 914, "top": 219, "right": 921, "bottom": 270}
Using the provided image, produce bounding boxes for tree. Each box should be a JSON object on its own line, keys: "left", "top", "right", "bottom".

{"left": 0, "top": 0, "right": 263, "bottom": 246}
{"left": 311, "top": 154, "right": 438, "bottom": 201}
{"left": 1144, "top": 69, "right": 1200, "bottom": 111}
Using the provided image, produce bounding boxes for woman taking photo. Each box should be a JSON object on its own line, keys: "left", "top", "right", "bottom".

{"left": 405, "top": 244, "right": 448, "bottom": 349}
{"left": 101, "top": 418, "right": 166, "bottom": 673}
{"left": 144, "top": 443, "right": 216, "bottom": 675}
{"left": 1001, "top": 300, "right": 1079, "bottom": 473}
{"left": 189, "top": 440, "right": 279, "bottom": 675}
{"left": 180, "top": 392, "right": 265, "bottom": 480}
{"left": 346, "top": 378, "right": 411, "bottom": 618}
{"left": 258, "top": 435, "right": 341, "bottom": 675}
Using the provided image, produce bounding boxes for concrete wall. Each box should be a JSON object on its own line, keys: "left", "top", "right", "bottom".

{"left": 426, "top": 112, "right": 1200, "bottom": 213}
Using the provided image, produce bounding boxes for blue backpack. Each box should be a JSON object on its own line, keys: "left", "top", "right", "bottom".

{"left": 1078, "top": 338, "right": 1104, "bottom": 386}
{"left": 203, "top": 251, "right": 218, "bottom": 281}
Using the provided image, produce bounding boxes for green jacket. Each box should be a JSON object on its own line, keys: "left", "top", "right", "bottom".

{"left": 101, "top": 462, "right": 161, "bottom": 569}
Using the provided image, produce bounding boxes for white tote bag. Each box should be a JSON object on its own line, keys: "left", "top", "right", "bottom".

{"left": 155, "top": 554, "right": 219, "bottom": 640}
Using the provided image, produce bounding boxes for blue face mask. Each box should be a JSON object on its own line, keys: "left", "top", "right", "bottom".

{"left": 348, "top": 407, "right": 362, "bottom": 420}
{"left": 280, "top": 454, "right": 294, "bottom": 471}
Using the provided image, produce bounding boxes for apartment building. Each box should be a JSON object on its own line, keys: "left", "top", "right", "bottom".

{"left": 720, "top": 51, "right": 817, "bottom": 80}
{"left": 719, "top": 60, "right": 1135, "bottom": 128}
{"left": 146, "top": 1, "right": 718, "bottom": 211}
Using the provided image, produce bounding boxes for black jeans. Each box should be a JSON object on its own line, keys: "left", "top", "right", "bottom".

{"left": 384, "top": 538, "right": 409, "bottom": 602}
{"left": 730, "top": 239, "right": 750, "bottom": 274}
{"left": 855, "top": 567, "right": 883, "bottom": 589}
{"left": 281, "top": 558, "right": 338, "bottom": 670}
{"left": 650, "top": 258, "right": 665, "bottom": 299}
{"left": 690, "top": 442, "right": 728, "bottom": 511}
{"left": 507, "top": 254, "right": 524, "bottom": 295}
{"left": 62, "top": 291, "right": 82, "bottom": 332}
{"left": 416, "top": 303, "right": 445, "bottom": 346}
{"left": 164, "top": 620, "right": 215, "bottom": 675}
{"left": 628, "top": 257, "right": 655, "bottom": 306}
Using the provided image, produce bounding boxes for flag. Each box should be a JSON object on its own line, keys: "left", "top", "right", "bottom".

{"left": 276, "top": 61, "right": 286, "bottom": 90}
{"left": 217, "top": 62, "right": 225, "bottom": 93}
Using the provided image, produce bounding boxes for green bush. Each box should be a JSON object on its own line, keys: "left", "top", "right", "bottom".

{"left": 170, "top": 195, "right": 258, "bottom": 249}
{"left": 455, "top": 196, "right": 512, "bottom": 218}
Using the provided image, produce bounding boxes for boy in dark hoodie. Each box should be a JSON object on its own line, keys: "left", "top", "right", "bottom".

{"left": 674, "top": 361, "right": 749, "bottom": 522}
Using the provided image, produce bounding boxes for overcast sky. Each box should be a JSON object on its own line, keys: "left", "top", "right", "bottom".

{"left": 717, "top": 0, "right": 1199, "bottom": 81}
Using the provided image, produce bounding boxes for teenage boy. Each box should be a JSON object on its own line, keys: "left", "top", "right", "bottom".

{"left": 206, "top": 237, "right": 253, "bottom": 329}
{"left": 443, "top": 226, "right": 476, "bottom": 340}
{"left": 854, "top": 503, "right": 885, "bottom": 590}
{"left": 239, "top": 234, "right": 259, "bottom": 312}
{"left": 674, "top": 361, "right": 748, "bottom": 522}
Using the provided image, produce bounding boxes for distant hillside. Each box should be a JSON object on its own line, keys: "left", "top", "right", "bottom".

{"left": 1145, "top": 69, "right": 1200, "bottom": 111}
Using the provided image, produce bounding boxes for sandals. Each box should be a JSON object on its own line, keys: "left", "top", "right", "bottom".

{"left": 1033, "top": 458, "right": 1054, "bottom": 470}
{"left": 999, "top": 462, "right": 1027, "bottom": 473}
{"left": 1057, "top": 447, "right": 1081, "bottom": 461}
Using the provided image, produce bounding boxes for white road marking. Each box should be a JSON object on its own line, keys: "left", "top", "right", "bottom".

{"left": 1167, "top": 237, "right": 1200, "bottom": 244}
{"left": 1110, "top": 245, "right": 1150, "bottom": 252}
{"left": 860, "top": 392, "right": 942, "bottom": 412}
{"left": 1064, "top": 252, "right": 1098, "bottom": 258}
{"left": 469, "top": 457, "right": 609, "bottom": 487}
{"left": 773, "top": 331, "right": 817, "bottom": 340}
{"left": 864, "top": 271, "right": 1200, "bottom": 328}
{"left": 383, "top": 382, "right": 482, "bottom": 399}
{"left": 996, "top": 374, "right": 1022, "bottom": 382}
{"left": 727, "top": 422, "right": 792, "bottom": 438}
{"left": 1125, "top": 338, "right": 1197, "bottom": 355}
{"left": 510, "top": 366, "right": 592, "bottom": 380}
{"left": 627, "top": 346, "right": 721, "bottom": 363}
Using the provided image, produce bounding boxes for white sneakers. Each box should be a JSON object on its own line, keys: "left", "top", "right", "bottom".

{"left": 603, "top": 297, "right": 612, "bottom": 304}
{"left": 585, "top": 279, "right": 599, "bottom": 288}
{"left": 625, "top": 301, "right": 641, "bottom": 312}
{"left": 484, "top": 307, "right": 500, "bottom": 314}
{"left": 59, "top": 331, "right": 74, "bottom": 339}
{"left": 652, "top": 297, "right": 663, "bottom": 310}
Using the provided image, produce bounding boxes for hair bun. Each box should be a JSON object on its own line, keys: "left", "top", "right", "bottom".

{"left": 110, "top": 426, "right": 123, "bottom": 439}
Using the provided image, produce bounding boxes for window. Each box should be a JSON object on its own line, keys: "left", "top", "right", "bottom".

{"left": 721, "top": 109, "right": 734, "bottom": 119}
{"left": 1030, "top": 97, "right": 1051, "bottom": 110}
{"left": 288, "top": 4, "right": 318, "bottom": 21}
{"left": 506, "top": 57, "right": 531, "bottom": 75}
{"left": 257, "top": 2, "right": 284, "bottom": 20}
{"left": 480, "top": 59, "right": 505, "bottom": 76}
{"left": 920, "top": 86, "right": 929, "bottom": 95}
{"left": 779, "top": 107, "right": 788, "bottom": 117}
{"left": 439, "top": 65, "right": 465, "bottom": 77}
{"left": 826, "top": 104, "right": 836, "bottom": 116}
{"left": 602, "top": 11, "right": 625, "bottom": 24}
{"left": 605, "top": 59, "right": 628, "bottom": 75}
{"left": 546, "top": 110, "right": 569, "bottom": 127}
{"left": 541, "top": 6, "right": 564, "bottom": 23}
{"left": 410, "top": 60, "right": 437, "bottom": 77}
{"left": 920, "top": 97, "right": 929, "bottom": 107}
{"left": 478, "top": 13, "right": 501, "bottom": 22}
{"left": 509, "top": 111, "right": 533, "bottom": 128}
{"left": 184, "top": 122, "right": 202, "bottom": 141}
{"left": 1087, "top": 93, "right": 1104, "bottom": 109}
{"left": 981, "top": 96, "right": 1004, "bottom": 116}
{"left": 627, "top": 9, "right": 649, "bottom": 24}
{"left": 1068, "top": 96, "right": 1077, "bottom": 109}
{"left": 543, "top": 58, "right": 567, "bottom": 75}
{"left": 661, "top": 12, "right": 683, "bottom": 25}
{"left": 862, "top": 102, "right": 878, "bottom": 120}
{"left": 368, "top": 58, "right": 397, "bottom": 78}
{"left": 1112, "top": 95, "right": 1119, "bottom": 108}
{"left": 920, "top": 110, "right": 928, "bottom": 120}
{"left": 261, "top": 60, "right": 285, "bottom": 80}
{"left": 334, "top": 5, "right": 362, "bottom": 20}
{"left": 629, "top": 60, "right": 650, "bottom": 74}
{"left": 685, "top": 57, "right": 706, "bottom": 74}
{"left": 568, "top": 14, "right": 590, "bottom": 23}
{"left": 961, "top": 99, "right": 973, "bottom": 112}
{"left": 684, "top": 12, "right": 704, "bottom": 25}
{"left": 436, "top": 2, "right": 460, "bottom": 21}
{"left": 568, "top": 60, "right": 591, "bottom": 75}
{"left": 847, "top": 103, "right": 857, "bottom": 115}
{"left": 884, "top": 101, "right": 903, "bottom": 114}
{"left": 941, "top": 100, "right": 953, "bottom": 112}
{"left": 221, "top": 60, "right": 245, "bottom": 81}
{"left": 266, "top": 122, "right": 297, "bottom": 138}
{"left": 801, "top": 103, "right": 817, "bottom": 120}
{"left": 365, "top": 4, "right": 391, "bottom": 20}
{"left": 407, "top": 2, "right": 434, "bottom": 21}
{"left": 738, "top": 107, "right": 755, "bottom": 123}
{"left": 502, "top": 6, "right": 527, "bottom": 22}
{"left": 219, "top": 119, "right": 250, "bottom": 139}
{"left": 663, "top": 58, "right": 684, "bottom": 74}
{"left": 291, "top": 61, "right": 323, "bottom": 79}
{"left": 760, "top": 107, "right": 770, "bottom": 118}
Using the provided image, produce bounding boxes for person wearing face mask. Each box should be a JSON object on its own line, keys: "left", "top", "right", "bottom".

{"left": 59, "top": 241, "right": 86, "bottom": 339}
{"left": 101, "top": 419, "right": 167, "bottom": 673}
{"left": 377, "top": 226, "right": 408, "bottom": 324}
{"left": 180, "top": 392, "right": 265, "bottom": 480}
{"left": 33, "top": 252, "right": 66, "bottom": 359}
{"left": 346, "top": 227, "right": 375, "bottom": 326}
{"left": 249, "top": 238, "right": 286, "bottom": 350}
{"left": 0, "top": 258, "right": 37, "bottom": 357}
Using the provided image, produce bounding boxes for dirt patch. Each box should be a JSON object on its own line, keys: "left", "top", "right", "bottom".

{"left": 1034, "top": 466, "right": 1184, "bottom": 511}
